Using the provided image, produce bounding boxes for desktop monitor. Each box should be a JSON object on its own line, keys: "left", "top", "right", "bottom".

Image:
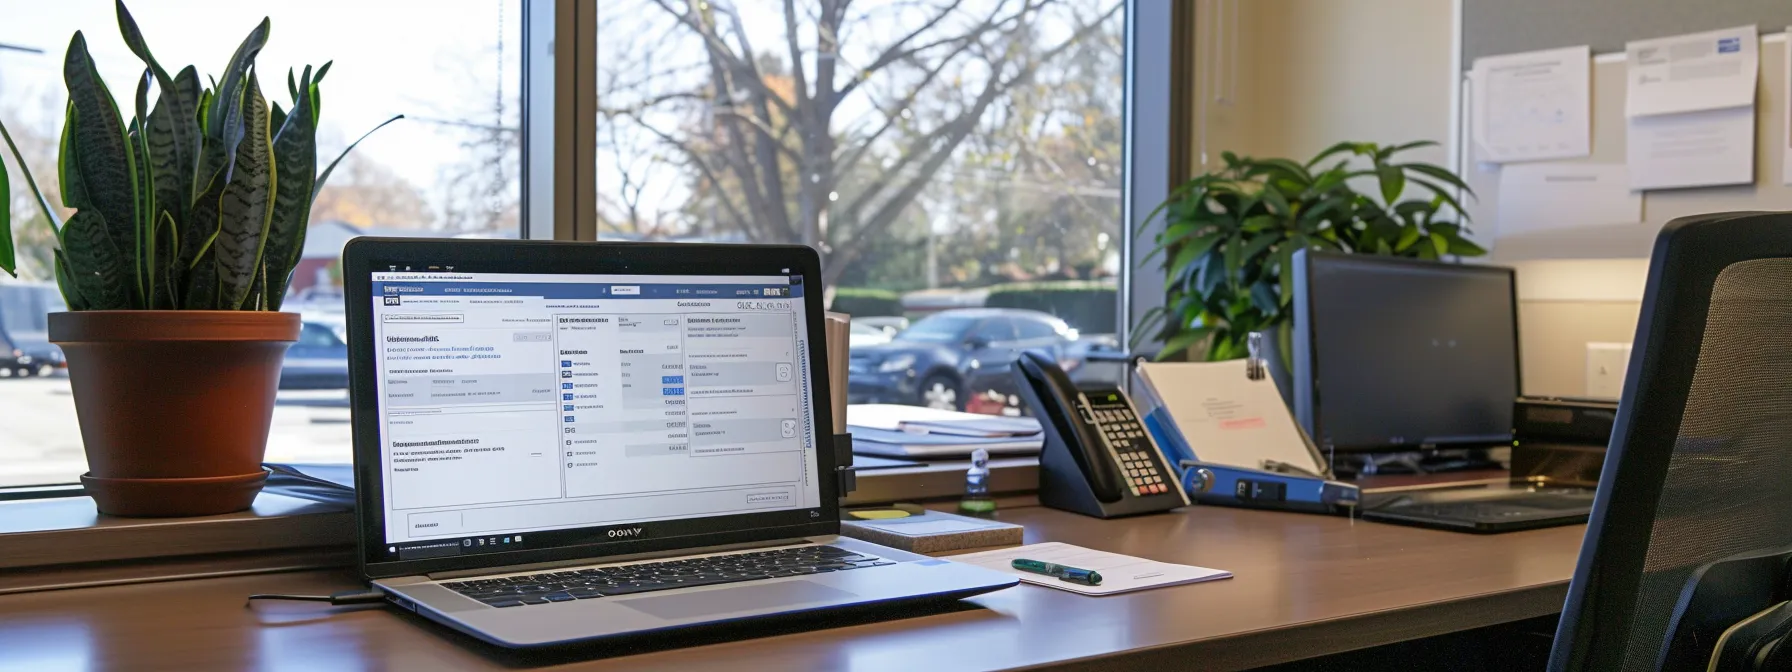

{"left": 1290, "top": 250, "right": 1520, "bottom": 455}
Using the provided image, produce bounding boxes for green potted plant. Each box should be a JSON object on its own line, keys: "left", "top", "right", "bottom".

{"left": 0, "top": 2, "right": 397, "bottom": 516}
{"left": 1133, "top": 141, "right": 1484, "bottom": 367}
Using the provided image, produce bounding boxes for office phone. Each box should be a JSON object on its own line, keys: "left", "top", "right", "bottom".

{"left": 1011, "top": 350, "right": 1188, "bottom": 518}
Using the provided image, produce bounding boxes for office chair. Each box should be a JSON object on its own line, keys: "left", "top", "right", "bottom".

{"left": 1550, "top": 212, "right": 1792, "bottom": 671}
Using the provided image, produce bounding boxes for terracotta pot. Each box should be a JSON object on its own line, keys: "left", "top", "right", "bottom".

{"left": 49, "top": 311, "right": 299, "bottom": 517}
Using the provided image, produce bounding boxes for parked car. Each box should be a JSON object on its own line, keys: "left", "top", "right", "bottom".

{"left": 279, "top": 322, "right": 350, "bottom": 390}
{"left": 848, "top": 322, "right": 893, "bottom": 349}
{"left": 847, "top": 308, "right": 1077, "bottom": 411}
{"left": 0, "top": 282, "right": 67, "bottom": 377}
{"left": 854, "top": 316, "right": 910, "bottom": 338}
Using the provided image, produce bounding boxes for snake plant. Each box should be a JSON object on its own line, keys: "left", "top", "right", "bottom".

{"left": 0, "top": 0, "right": 399, "bottom": 311}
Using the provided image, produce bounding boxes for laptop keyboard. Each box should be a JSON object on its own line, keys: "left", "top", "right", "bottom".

{"left": 442, "top": 545, "right": 896, "bottom": 608}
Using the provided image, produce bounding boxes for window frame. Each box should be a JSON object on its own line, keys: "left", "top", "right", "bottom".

{"left": 1, "top": 0, "right": 1186, "bottom": 534}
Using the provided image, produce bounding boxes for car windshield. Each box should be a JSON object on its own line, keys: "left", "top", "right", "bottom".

{"left": 895, "top": 315, "right": 978, "bottom": 343}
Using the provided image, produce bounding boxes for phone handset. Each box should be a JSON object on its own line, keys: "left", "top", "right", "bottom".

{"left": 1016, "top": 351, "right": 1125, "bottom": 502}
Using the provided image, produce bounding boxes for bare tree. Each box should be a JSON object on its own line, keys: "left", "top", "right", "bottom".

{"left": 599, "top": 0, "right": 1122, "bottom": 286}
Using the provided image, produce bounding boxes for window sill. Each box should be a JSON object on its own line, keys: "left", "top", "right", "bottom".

{"left": 0, "top": 493, "right": 355, "bottom": 594}
{"left": 0, "top": 457, "right": 1038, "bottom": 594}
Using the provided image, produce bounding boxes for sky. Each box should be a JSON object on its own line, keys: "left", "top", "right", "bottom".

{"left": 0, "top": 0, "right": 522, "bottom": 226}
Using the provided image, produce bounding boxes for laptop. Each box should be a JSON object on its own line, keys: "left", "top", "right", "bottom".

{"left": 342, "top": 238, "right": 1017, "bottom": 648}
{"left": 1355, "top": 482, "right": 1596, "bottom": 533}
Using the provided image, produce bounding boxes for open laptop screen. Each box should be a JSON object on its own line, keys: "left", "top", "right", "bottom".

{"left": 366, "top": 270, "right": 823, "bottom": 561}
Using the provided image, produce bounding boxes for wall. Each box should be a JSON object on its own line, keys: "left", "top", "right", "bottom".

{"left": 1189, "top": 0, "right": 1454, "bottom": 168}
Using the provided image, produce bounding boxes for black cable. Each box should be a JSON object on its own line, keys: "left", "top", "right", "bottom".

{"left": 245, "top": 589, "right": 387, "bottom": 606}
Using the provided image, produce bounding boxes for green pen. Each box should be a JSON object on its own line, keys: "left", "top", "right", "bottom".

{"left": 1011, "top": 558, "right": 1103, "bottom": 586}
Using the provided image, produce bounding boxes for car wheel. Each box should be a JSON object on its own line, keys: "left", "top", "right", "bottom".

{"left": 917, "top": 374, "right": 963, "bottom": 411}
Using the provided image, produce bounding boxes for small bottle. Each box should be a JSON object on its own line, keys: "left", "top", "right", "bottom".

{"left": 959, "top": 447, "right": 996, "bottom": 517}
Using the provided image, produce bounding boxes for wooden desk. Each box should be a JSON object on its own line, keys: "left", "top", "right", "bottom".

{"left": 0, "top": 504, "right": 1584, "bottom": 671}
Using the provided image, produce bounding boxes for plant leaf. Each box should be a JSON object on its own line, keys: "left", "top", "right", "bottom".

{"left": 183, "top": 246, "right": 218, "bottom": 309}
{"left": 1447, "top": 235, "right": 1488, "bottom": 257}
{"left": 57, "top": 103, "right": 91, "bottom": 211}
{"left": 63, "top": 210, "right": 134, "bottom": 309}
{"left": 65, "top": 31, "right": 142, "bottom": 303}
{"left": 1156, "top": 326, "right": 1215, "bottom": 361}
{"left": 263, "top": 79, "right": 319, "bottom": 310}
{"left": 0, "top": 153, "right": 10, "bottom": 276}
{"left": 114, "top": 0, "right": 175, "bottom": 96}
{"left": 53, "top": 248, "right": 85, "bottom": 310}
{"left": 1376, "top": 162, "right": 1405, "bottom": 204}
{"left": 150, "top": 211, "right": 178, "bottom": 308}
{"left": 215, "top": 72, "right": 276, "bottom": 311}
{"left": 146, "top": 67, "right": 201, "bottom": 219}
{"left": 1395, "top": 224, "right": 1422, "bottom": 252}
{"left": 1400, "top": 162, "right": 1474, "bottom": 197}
{"left": 0, "top": 119, "right": 61, "bottom": 245}
{"left": 207, "top": 18, "right": 271, "bottom": 186}
{"left": 314, "top": 114, "right": 403, "bottom": 200}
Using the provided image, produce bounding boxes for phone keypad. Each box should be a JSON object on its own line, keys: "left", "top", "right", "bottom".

{"left": 1090, "top": 402, "right": 1171, "bottom": 497}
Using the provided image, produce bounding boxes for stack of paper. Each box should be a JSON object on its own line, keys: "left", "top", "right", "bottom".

{"left": 847, "top": 404, "right": 1043, "bottom": 458}
{"left": 825, "top": 312, "right": 850, "bottom": 434}
{"left": 950, "top": 542, "right": 1232, "bottom": 596}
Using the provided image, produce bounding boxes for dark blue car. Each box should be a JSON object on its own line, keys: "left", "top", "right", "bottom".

{"left": 0, "top": 282, "right": 67, "bottom": 377}
{"left": 280, "top": 322, "right": 350, "bottom": 390}
{"left": 847, "top": 308, "right": 1075, "bottom": 411}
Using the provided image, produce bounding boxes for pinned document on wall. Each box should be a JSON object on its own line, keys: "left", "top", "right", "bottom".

{"left": 1624, "top": 25, "right": 1759, "bottom": 190}
{"left": 1495, "top": 163, "right": 1643, "bottom": 236}
{"left": 1785, "top": 26, "right": 1792, "bottom": 186}
{"left": 1470, "top": 45, "right": 1591, "bottom": 164}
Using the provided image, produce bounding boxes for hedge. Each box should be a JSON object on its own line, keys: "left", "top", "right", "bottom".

{"left": 830, "top": 287, "right": 904, "bottom": 317}
{"left": 985, "top": 280, "right": 1117, "bottom": 334}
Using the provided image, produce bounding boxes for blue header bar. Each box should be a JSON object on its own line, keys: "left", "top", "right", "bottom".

{"left": 372, "top": 282, "right": 804, "bottom": 300}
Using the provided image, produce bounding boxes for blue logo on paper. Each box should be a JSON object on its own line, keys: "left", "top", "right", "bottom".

{"left": 562, "top": 383, "right": 573, "bottom": 390}
{"left": 561, "top": 360, "right": 572, "bottom": 367}
{"left": 1718, "top": 37, "right": 1741, "bottom": 53}
{"left": 563, "top": 393, "right": 573, "bottom": 400}
{"left": 564, "top": 404, "right": 575, "bottom": 411}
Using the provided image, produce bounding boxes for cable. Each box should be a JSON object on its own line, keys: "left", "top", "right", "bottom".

{"left": 245, "top": 589, "right": 387, "bottom": 606}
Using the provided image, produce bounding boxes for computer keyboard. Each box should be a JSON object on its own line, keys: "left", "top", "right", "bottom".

{"left": 442, "top": 545, "right": 895, "bottom": 608}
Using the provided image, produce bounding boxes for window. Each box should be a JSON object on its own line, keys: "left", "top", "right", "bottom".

{"left": 0, "top": 0, "right": 525, "bottom": 487}
{"left": 596, "top": 0, "right": 1127, "bottom": 414}
{"left": 1015, "top": 317, "right": 1063, "bottom": 341}
{"left": 969, "top": 319, "right": 1019, "bottom": 346}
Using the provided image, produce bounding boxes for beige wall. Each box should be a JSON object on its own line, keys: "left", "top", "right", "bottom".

{"left": 1190, "top": 0, "right": 1454, "bottom": 168}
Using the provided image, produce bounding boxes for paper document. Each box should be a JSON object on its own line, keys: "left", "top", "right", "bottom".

{"left": 1495, "top": 163, "right": 1642, "bottom": 236}
{"left": 1626, "top": 25, "right": 1758, "bottom": 117}
{"left": 1135, "top": 360, "right": 1314, "bottom": 472}
{"left": 1624, "top": 26, "right": 1758, "bottom": 190}
{"left": 848, "top": 404, "right": 1008, "bottom": 431}
{"left": 950, "top": 542, "right": 1232, "bottom": 596}
{"left": 1627, "top": 106, "right": 1756, "bottom": 190}
{"left": 1784, "top": 27, "right": 1792, "bottom": 185}
{"left": 1470, "top": 45, "right": 1591, "bottom": 163}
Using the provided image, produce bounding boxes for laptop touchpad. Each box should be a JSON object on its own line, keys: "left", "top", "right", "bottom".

{"left": 618, "top": 581, "right": 857, "bottom": 620}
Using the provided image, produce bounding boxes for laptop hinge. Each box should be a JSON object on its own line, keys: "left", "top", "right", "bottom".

{"left": 425, "top": 536, "right": 817, "bottom": 581}
{"left": 835, "top": 432, "right": 857, "bottom": 495}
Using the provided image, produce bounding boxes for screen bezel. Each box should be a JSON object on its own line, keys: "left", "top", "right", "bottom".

{"left": 343, "top": 238, "right": 839, "bottom": 579}
{"left": 1295, "top": 251, "right": 1523, "bottom": 454}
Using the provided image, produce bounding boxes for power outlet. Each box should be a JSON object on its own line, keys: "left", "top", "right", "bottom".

{"left": 1585, "top": 343, "right": 1633, "bottom": 399}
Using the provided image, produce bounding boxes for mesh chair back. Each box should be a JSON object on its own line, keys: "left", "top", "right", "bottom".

{"left": 1551, "top": 212, "right": 1792, "bottom": 671}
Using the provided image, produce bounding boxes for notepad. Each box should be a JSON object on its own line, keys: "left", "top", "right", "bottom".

{"left": 949, "top": 542, "right": 1232, "bottom": 595}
